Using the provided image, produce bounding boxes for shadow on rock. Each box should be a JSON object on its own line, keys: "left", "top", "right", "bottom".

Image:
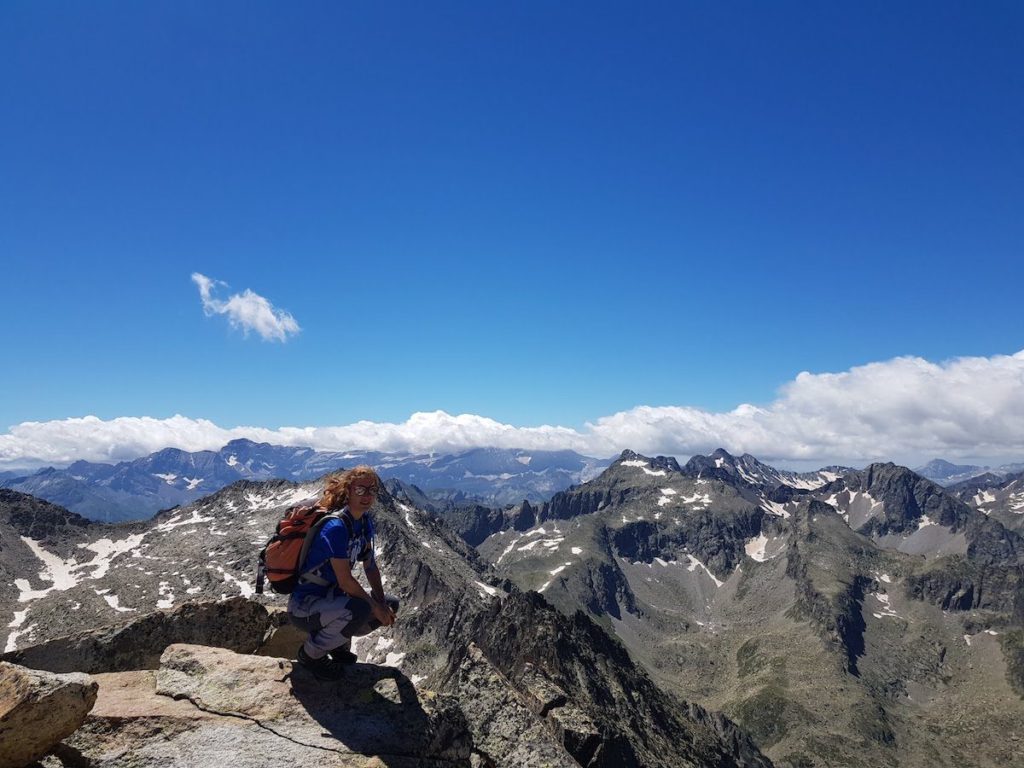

{"left": 288, "top": 662, "right": 472, "bottom": 766}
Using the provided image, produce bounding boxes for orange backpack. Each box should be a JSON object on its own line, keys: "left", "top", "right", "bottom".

{"left": 256, "top": 503, "right": 354, "bottom": 594}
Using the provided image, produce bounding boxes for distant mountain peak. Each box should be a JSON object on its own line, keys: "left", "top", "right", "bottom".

{"left": 914, "top": 458, "right": 991, "bottom": 487}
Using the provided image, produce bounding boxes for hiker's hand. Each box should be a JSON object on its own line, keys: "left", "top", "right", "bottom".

{"left": 373, "top": 600, "right": 395, "bottom": 627}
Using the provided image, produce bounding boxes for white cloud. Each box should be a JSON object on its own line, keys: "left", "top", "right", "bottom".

{"left": 191, "top": 272, "right": 300, "bottom": 342}
{"left": 2, "top": 350, "right": 1024, "bottom": 471}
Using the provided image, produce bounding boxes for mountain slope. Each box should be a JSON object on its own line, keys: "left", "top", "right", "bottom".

{"left": 477, "top": 450, "right": 1024, "bottom": 768}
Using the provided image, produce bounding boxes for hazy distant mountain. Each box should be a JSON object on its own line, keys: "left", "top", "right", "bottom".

{"left": 0, "top": 441, "right": 609, "bottom": 522}
{"left": 914, "top": 458, "right": 1024, "bottom": 486}
{"left": 914, "top": 458, "right": 989, "bottom": 485}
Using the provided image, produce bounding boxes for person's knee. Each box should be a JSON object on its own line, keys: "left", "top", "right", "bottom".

{"left": 339, "top": 597, "right": 372, "bottom": 636}
{"left": 288, "top": 612, "right": 321, "bottom": 634}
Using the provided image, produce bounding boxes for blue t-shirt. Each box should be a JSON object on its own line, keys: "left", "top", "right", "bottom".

{"left": 292, "top": 510, "right": 376, "bottom": 600}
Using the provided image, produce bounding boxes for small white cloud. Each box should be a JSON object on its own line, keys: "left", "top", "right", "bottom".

{"left": 191, "top": 272, "right": 299, "bottom": 343}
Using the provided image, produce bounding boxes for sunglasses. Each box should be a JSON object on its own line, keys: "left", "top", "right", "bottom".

{"left": 351, "top": 485, "right": 378, "bottom": 496}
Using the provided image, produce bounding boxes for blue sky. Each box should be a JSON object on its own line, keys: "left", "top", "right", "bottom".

{"left": 2, "top": 2, "right": 1023, "bottom": 469}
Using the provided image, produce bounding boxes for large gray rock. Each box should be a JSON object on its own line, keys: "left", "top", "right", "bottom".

{"left": 0, "top": 662, "right": 97, "bottom": 768}
{"left": 56, "top": 644, "right": 576, "bottom": 768}
{"left": 2, "top": 597, "right": 272, "bottom": 674}
{"left": 157, "top": 644, "right": 470, "bottom": 764}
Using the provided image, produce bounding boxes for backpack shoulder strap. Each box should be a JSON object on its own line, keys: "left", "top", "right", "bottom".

{"left": 296, "top": 508, "right": 357, "bottom": 578}
{"left": 295, "top": 507, "right": 334, "bottom": 573}
{"left": 337, "top": 508, "right": 356, "bottom": 537}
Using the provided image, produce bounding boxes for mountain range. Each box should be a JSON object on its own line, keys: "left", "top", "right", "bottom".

{"left": 2, "top": 448, "right": 1023, "bottom": 766}
{"left": 0, "top": 440, "right": 609, "bottom": 522}
{"left": 458, "top": 449, "right": 1024, "bottom": 767}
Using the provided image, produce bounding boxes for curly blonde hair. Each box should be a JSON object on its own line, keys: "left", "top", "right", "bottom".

{"left": 319, "top": 465, "right": 381, "bottom": 510}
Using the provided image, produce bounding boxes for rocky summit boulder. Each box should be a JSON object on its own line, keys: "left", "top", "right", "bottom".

{"left": 2, "top": 597, "right": 273, "bottom": 674}
{"left": 63, "top": 643, "right": 474, "bottom": 768}
{"left": 0, "top": 662, "right": 98, "bottom": 768}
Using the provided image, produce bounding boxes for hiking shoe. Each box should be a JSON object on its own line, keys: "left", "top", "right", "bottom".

{"left": 329, "top": 647, "right": 358, "bottom": 664}
{"left": 296, "top": 647, "right": 344, "bottom": 681}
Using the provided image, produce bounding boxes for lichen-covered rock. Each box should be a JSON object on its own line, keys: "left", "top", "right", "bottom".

{"left": 0, "top": 662, "right": 97, "bottom": 768}
{"left": 448, "top": 645, "right": 578, "bottom": 768}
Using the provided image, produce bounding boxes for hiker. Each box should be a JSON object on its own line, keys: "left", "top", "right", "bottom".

{"left": 288, "top": 465, "right": 399, "bottom": 679}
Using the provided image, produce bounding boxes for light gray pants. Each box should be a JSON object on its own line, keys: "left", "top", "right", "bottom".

{"left": 288, "top": 589, "right": 400, "bottom": 659}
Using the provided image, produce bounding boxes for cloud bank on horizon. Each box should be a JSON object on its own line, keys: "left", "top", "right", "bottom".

{"left": 2, "top": 349, "right": 1023, "bottom": 471}
{"left": 191, "top": 272, "right": 300, "bottom": 342}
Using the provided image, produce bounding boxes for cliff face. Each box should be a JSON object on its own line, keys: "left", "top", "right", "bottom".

{"left": 824, "top": 463, "right": 1024, "bottom": 622}
{"left": 783, "top": 501, "right": 878, "bottom": 674}
{"left": 466, "top": 591, "right": 771, "bottom": 768}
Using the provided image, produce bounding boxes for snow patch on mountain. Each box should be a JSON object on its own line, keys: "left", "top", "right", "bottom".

{"left": 871, "top": 592, "right": 900, "bottom": 620}
{"left": 679, "top": 491, "right": 712, "bottom": 508}
{"left": 494, "top": 531, "right": 523, "bottom": 565}
{"left": 99, "top": 592, "right": 135, "bottom": 613}
{"left": 155, "top": 510, "right": 215, "bottom": 532}
{"left": 5, "top": 610, "right": 35, "bottom": 653}
{"left": 474, "top": 580, "right": 501, "bottom": 599}
{"left": 397, "top": 501, "right": 417, "bottom": 529}
{"left": 15, "top": 533, "right": 146, "bottom": 602}
{"left": 157, "top": 581, "right": 175, "bottom": 609}
{"left": 973, "top": 490, "right": 997, "bottom": 506}
{"left": 783, "top": 470, "right": 841, "bottom": 490}
{"left": 745, "top": 534, "right": 769, "bottom": 562}
{"left": 685, "top": 554, "right": 723, "bottom": 587}
{"left": 1011, "top": 492, "right": 1024, "bottom": 513}
{"left": 213, "top": 565, "right": 255, "bottom": 598}
{"left": 760, "top": 499, "right": 790, "bottom": 518}
{"left": 621, "top": 459, "right": 667, "bottom": 477}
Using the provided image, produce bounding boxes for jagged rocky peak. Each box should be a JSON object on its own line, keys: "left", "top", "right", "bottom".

{"left": 615, "top": 449, "right": 681, "bottom": 473}
{"left": 851, "top": 462, "right": 971, "bottom": 532}
{"left": 682, "top": 447, "right": 741, "bottom": 479}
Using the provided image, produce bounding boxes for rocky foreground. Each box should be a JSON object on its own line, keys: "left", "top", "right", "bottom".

{"left": 0, "top": 596, "right": 771, "bottom": 768}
